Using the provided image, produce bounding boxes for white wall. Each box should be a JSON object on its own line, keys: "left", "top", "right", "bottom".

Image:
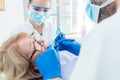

{"left": 0, "top": 0, "right": 25, "bottom": 45}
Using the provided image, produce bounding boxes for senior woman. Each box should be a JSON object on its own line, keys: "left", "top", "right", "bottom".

{"left": 0, "top": 32, "right": 48, "bottom": 80}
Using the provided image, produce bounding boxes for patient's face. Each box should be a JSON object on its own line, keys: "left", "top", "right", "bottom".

{"left": 18, "top": 34, "right": 48, "bottom": 62}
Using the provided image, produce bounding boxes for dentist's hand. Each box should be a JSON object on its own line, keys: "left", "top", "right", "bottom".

{"left": 54, "top": 32, "right": 65, "bottom": 45}
{"left": 54, "top": 38, "right": 81, "bottom": 56}
{"left": 35, "top": 46, "right": 61, "bottom": 80}
{"left": 54, "top": 32, "right": 81, "bottom": 56}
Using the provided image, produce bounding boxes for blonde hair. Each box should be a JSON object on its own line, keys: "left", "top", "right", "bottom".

{"left": 0, "top": 33, "right": 41, "bottom": 80}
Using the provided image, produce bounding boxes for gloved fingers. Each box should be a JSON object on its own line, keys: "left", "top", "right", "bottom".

{"left": 54, "top": 38, "right": 75, "bottom": 49}
{"left": 55, "top": 32, "right": 64, "bottom": 40}
{"left": 57, "top": 38, "right": 75, "bottom": 45}
{"left": 57, "top": 32, "right": 65, "bottom": 39}
{"left": 57, "top": 38, "right": 74, "bottom": 43}
{"left": 55, "top": 32, "right": 65, "bottom": 44}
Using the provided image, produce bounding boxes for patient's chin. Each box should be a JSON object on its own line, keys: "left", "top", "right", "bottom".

{"left": 31, "top": 64, "right": 39, "bottom": 73}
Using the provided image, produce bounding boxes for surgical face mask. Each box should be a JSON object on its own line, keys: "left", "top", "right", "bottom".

{"left": 86, "top": 0, "right": 116, "bottom": 23}
{"left": 29, "top": 10, "right": 49, "bottom": 25}
{"left": 86, "top": 2, "right": 100, "bottom": 23}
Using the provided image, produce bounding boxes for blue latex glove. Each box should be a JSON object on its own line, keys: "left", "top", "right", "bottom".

{"left": 54, "top": 38, "right": 81, "bottom": 56}
{"left": 35, "top": 46, "right": 61, "bottom": 80}
{"left": 54, "top": 32, "right": 65, "bottom": 45}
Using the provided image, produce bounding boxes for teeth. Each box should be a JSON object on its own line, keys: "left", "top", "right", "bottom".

{"left": 34, "top": 42, "right": 42, "bottom": 51}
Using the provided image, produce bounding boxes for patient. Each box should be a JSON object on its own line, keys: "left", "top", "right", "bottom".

{"left": 0, "top": 32, "right": 48, "bottom": 80}
{"left": 0, "top": 32, "right": 80, "bottom": 80}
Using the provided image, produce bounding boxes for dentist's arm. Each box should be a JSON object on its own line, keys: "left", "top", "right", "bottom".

{"left": 35, "top": 46, "right": 62, "bottom": 80}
